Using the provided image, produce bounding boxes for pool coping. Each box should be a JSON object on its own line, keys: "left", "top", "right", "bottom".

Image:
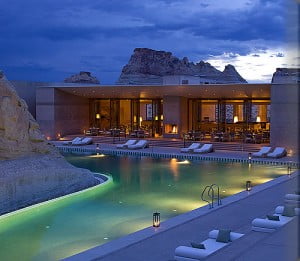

{"left": 56, "top": 145, "right": 300, "bottom": 168}
{"left": 0, "top": 173, "right": 113, "bottom": 220}
{"left": 64, "top": 167, "right": 299, "bottom": 260}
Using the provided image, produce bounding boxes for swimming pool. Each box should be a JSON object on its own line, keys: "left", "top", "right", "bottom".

{"left": 0, "top": 153, "right": 286, "bottom": 260}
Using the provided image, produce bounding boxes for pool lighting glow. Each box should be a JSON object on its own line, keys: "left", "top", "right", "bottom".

{"left": 177, "top": 160, "right": 190, "bottom": 164}
{"left": 89, "top": 154, "right": 106, "bottom": 158}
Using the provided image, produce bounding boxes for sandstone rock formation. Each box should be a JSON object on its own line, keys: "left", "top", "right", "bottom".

{"left": 0, "top": 71, "right": 52, "bottom": 159}
{"left": 116, "top": 48, "right": 247, "bottom": 85}
{"left": 64, "top": 71, "right": 100, "bottom": 84}
{"left": 0, "top": 71, "right": 99, "bottom": 214}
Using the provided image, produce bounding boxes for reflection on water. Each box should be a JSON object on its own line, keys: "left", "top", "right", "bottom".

{"left": 0, "top": 154, "right": 285, "bottom": 260}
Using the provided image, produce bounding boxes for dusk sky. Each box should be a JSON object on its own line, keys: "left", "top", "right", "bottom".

{"left": 0, "top": 0, "right": 299, "bottom": 84}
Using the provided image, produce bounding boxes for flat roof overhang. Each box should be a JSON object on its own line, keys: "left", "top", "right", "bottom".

{"left": 44, "top": 83, "right": 271, "bottom": 99}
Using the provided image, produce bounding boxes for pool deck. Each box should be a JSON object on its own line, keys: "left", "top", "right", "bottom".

{"left": 60, "top": 142, "right": 300, "bottom": 261}
{"left": 54, "top": 141, "right": 299, "bottom": 167}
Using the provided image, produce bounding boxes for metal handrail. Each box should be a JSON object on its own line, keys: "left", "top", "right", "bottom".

{"left": 201, "top": 184, "right": 222, "bottom": 209}
{"left": 201, "top": 185, "right": 212, "bottom": 208}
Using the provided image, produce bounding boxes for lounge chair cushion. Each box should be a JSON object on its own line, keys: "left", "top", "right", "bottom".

{"left": 216, "top": 229, "right": 231, "bottom": 243}
{"left": 174, "top": 230, "right": 244, "bottom": 261}
{"left": 266, "top": 215, "right": 280, "bottom": 221}
{"left": 190, "top": 242, "right": 205, "bottom": 249}
{"left": 282, "top": 205, "right": 295, "bottom": 217}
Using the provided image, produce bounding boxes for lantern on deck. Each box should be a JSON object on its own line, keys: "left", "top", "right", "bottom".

{"left": 248, "top": 152, "right": 252, "bottom": 161}
{"left": 153, "top": 212, "right": 160, "bottom": 227}
{"left": 246, "top": 180, "right": 252, "bottom": 191}
{"left": 287, "top": 166, "right": 292, "bottom": 176}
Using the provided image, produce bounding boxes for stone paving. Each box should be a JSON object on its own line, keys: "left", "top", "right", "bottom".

{"left": 59, "top": 141, "right": 299, "bottom": 261}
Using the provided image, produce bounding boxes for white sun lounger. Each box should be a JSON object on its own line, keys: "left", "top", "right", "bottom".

{"left": 116, "top": 139, "right": 137, "bottom": 149}
{"left": 127, "top": 140, "right": 149, "bottom": 149}
{"left": 180, "top": 143, "right": 201, "bottom": 153}
{"left": 79, "top": 137, "right": 93, "bottom": 145}
{"left": 71, "top": 137, "right": 84, "bottom": 145}
{"left": 174, "top": 230, "right": 244, "bottom": 261}
{"left": 252, "top": 146, "right": 272, "bottom": 157}
{"left": 266, "top": 147, "right": 287, "bottom": 158}
{"left": 252, "top": 206, "right": 300, "bottom": 233}
{"left": 194, "top": 144, "right": 214, "bottom": 154}
{"left": 284, "top": 193, "right": 300, "bottom": 205}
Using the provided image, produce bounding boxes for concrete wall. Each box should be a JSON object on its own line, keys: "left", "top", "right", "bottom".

{"left": 36, "top": 88, "right": 90, "bottom": 139}
{"left": 270, "top": 83, "right": 299, "bottom": 155}
{"left": 10, "top": 81, "right": 50, "bottom": 118}
{"left": 163, "top": 96, "right": 188, "bottom": 138}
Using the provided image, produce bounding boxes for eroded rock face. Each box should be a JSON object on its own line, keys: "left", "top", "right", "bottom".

{"left": 64, "top": 71, "right": 100, "bottom": 84}
{"left": 0, "top": 72, "right": 53, "bottom": 159}
{"left": 0, "top": 71, "right": 99, "bottom": 214}
{"left": 116, "top": 48, "right": 247, "bottom": 85}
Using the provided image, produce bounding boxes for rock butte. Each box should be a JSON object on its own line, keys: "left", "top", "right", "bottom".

{"left": 64, "top": 71, "right": 100, "bottom": 84}
{"left": 117, "top": 48, "right": 247, "bottom": 85}
{"left": 0, "top": 71, "right": 99, "bottom": 215}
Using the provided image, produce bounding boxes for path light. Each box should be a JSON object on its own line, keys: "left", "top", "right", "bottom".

{"left": 248, "top": 153, "right": 252, "bottom": 162}
{"left": 153, "top": 212, "right": 160, "bottom": 227}
{"left": 246, "top": 181, "right": 252, "bottom": 191}
{"left": 287, "top": 166, "right": 292, "bottom": 176}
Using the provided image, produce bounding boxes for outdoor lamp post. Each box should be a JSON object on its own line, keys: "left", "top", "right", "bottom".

{"left": 153, "top": 212, "right": 160, "bottom": 227}
{"left": 246, "top": 180, "right": 252, "bottom": 191}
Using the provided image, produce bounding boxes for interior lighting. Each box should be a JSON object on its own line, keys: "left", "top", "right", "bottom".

{"left": 256, "top": 116, "right": 261, "bottom": 122}
{"left": 233, "top": 116, "right": 239, "bottom": 123}
{"left": 96, "top": 113, "right": 100, "bottom": 119}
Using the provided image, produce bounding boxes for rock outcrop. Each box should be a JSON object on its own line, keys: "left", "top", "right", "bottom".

{"left": 116, "top": 48, "right": 247, "bottom": 85}
{"left": 0, "top": 71, "right": 99, "bottom": 215}
{"left": 0, "top": 71, "right": 52, "bottom": 159}
{"left": 64, "top": 71, "right": 99, "bottom": 84}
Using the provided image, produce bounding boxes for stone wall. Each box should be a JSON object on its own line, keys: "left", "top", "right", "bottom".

{"left": 36, "top": 88, "right": 90, "bottom": 139}
{"left": 270, "top": 68, "right": 299, "bottom": 155}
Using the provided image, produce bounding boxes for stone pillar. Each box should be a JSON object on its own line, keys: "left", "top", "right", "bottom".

{"left": 270, "top": 69, "right": 299, "bottom": 156}
{"left": 36, "top": 88, "right": 90, "bottom": 139}
{"left": 163, "top": 96, "right": 188, "bottom": 138}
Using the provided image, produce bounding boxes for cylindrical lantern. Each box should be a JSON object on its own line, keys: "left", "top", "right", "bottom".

{"left": 287, "top": 166, "right": 292, "bottom": 176}
{"left": 246, "top": 180, "right": 252, "bottom": 191}
{"left": 153, "top": 212, "right": 160, "bottom": 227}
{"left": 248, "top": 152, "right": 252, "bottom": 161}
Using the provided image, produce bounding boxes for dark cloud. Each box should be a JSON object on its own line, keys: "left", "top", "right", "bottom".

{"left": 0, "top": 0, "right": 296, "bottom": 83}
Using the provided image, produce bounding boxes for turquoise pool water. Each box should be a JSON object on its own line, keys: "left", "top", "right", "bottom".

{"left": 0, "top": 153, "right": 286, "bottom": 260}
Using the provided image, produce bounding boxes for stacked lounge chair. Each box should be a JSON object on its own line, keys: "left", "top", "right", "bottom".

{"left": 252, "top": 146, "right": 272, "bottom": 158}
{"left": 180, "top": 143, "right": 201, "bottom": 153}
{"left": 194, "top": 144, "right": 214, "bottom": 154}
{"left": 71, "top": 137, "right": 84, "bottom": 145}
{"left": 79, "top": 137, "right": 93, "bottom": 145}
{"left": 174, "top": 229, "right": 244, "bottom": 260}
{"left": 127, "top": 140, "right": 149, "bottom": 150}
{"left": 266, "top": 147, "right": 287, "bottom": 158}
{"left": 116, "top": 139, "right": 137, "bottom": 149}
{"left": 284, "top": 193, "right": 300, "bottom": 205}
{"left": 252, "top": 205, "right": 300, "bottom": 233}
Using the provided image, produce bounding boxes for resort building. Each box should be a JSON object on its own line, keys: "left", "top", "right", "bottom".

{"left": 12, "top": 68, "right": 299, "bottom": 155}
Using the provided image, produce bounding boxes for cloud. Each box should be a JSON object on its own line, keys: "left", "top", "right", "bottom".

{"left": 0, "top": 0, "right": 297, "bottom": 84}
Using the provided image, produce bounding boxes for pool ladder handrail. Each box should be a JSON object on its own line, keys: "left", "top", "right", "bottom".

{"left": 201, "top": 184, "right": 222, "bottom": 209}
